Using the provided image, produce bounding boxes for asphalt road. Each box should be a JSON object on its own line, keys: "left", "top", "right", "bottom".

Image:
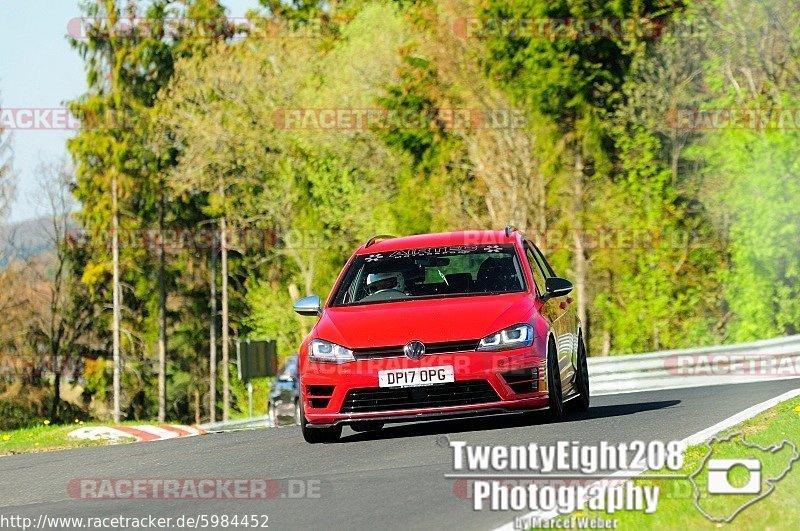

{"left": 2, "top": 379, "right": 799, "bottom": 531}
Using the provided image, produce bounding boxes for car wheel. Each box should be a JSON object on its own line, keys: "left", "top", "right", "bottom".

{"left": 300, "top": 400, "right": 341, "bottom": 443}
{"left": 570, "top": 332, "right": 590, "bottom": 413}
{"left": 351, "top": 421, "right": 384, "bottom": 433}
{"left": 546, "top": 338, "right": 564, "bottom": 421}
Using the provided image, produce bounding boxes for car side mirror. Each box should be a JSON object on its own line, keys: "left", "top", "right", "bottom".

{"left": 293, "top": 294, "right": 321, "bottom": 316}
{"left": 542, "top": 277, "right": 573, "bottom": 300}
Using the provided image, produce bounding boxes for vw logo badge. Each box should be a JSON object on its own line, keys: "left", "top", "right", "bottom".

{"left": 404, "top": 340, "right": 426, "bottom": 360}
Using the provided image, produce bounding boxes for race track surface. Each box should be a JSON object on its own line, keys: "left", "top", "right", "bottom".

{"left": 2, "top": 380, "right": 799, "bottom": 531}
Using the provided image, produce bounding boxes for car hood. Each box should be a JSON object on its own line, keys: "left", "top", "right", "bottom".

{"left": 314, "top": 293, "right": 535, "bottom": 348}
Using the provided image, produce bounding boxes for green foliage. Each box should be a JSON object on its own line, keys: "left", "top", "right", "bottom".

{"left": 698, "top": 129, "right": 800, "bottom": 341}
{"left": 0, "top": 384, "right": 91, "bottom": 431}
{"left": 67, "top": 0, "right": 234, "bottom": 422}
{"left": 228, "top": 370, "right": 270, "bottom": 419}
{"left": 49, "top": 0, "right": 800, "bottom": 427}
{"left": 0, "top": 401, "right": 40, "bottom": 431}
{"left": 245, "top": 281, "right": 305, "bottom": 360}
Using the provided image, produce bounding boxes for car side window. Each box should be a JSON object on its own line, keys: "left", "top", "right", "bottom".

{"left": 531, "top": 244, "right": 556, "bottom": 277}
{"left": 524, "top": 244, "right": 547, "bottom": 295}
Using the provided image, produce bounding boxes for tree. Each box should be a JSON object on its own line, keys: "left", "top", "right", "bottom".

{"left": 155, "top": 41, "right": 290, "bottom": 421}
{"left": 29, "top": 160, "right": 95, "bottom": 419}
{"left": 683, "top": 0, "right": 800, "bottom": 341}
{"left": 0, "top": 101, "right": 14, "bottom": 219}
{"left": 69, "top": 0, "right": 196, "bottom": 420}
{"left": 479, "top": 0, "right": 689, "bottom": 352}
{"left": 0, "top": 99, "right": 27, "bottom": 359}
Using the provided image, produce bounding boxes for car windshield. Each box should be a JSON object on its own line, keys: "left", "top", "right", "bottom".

{"left": 331, "top": 244, "right": 526, "bottom": 306}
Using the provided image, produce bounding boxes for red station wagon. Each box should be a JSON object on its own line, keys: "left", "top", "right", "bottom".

{"left": 293, "top": 228, "right": 590, "bottom": 443}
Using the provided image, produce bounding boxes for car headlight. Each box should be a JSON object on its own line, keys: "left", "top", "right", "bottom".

{"left": 308, "top": 339, "right": 355, "bottom": 364}
{"left": 477, "top": 324, "right": 533, "bottom": 351}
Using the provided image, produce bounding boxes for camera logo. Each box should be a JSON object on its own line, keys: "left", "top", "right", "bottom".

{"left": 707, "top": 459, "right": 761, "bottom": 494}
{"left": 690, "top": 431, "right": 798, "bottom": 523}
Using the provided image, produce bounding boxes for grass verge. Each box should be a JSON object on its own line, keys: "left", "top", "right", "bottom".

{"left": 0, "top": 421, "right": 136, "bottom": 456}
{"left": 562, "top": 395, "right": 800, "bottom": 530}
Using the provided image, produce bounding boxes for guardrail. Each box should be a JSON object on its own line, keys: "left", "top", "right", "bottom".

{"left": 199, "top": 415, "right": 271, "bottom": 432}
{"left": 588, "top": 334, "right": 800, "bottom": 395}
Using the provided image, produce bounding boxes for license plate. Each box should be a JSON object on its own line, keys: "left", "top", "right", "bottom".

{"left": 378, "top": 366, "right": 455, "bottom": 388}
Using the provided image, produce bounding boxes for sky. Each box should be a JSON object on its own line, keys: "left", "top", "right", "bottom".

{"left": 0, "top": 0, "right": 258, "bottom": 223}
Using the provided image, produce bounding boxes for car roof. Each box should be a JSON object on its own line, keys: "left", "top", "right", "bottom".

{"left": 355, "top": 230, "right": 519, "bottom": 254}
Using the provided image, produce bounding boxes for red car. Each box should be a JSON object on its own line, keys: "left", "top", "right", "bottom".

{"left": 293, "top": 228, "right": 589, "bottom": 443}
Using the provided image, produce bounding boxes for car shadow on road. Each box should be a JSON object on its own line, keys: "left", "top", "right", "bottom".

{"left": 561, "top": 399, "right": 682, "bottom": 423}
{"left": 335, "top": 399, "right": 681, "bottom": 443}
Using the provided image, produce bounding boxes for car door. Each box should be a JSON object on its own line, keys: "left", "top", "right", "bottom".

{"left": 525, "top": 242, "right": 578, "bottom": 395}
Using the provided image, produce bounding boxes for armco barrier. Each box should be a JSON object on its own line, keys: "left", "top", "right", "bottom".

{"left": 588, "top": 334, "right": 800, "bottom": 395}
{"left": 200, "top": 415, "right": 271, "bottom": 432}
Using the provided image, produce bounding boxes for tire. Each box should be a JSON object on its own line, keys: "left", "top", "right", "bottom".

{"left": 546, "top": 338, "right": 565, "bottom": 421}
{"left": 300, "top": 400, "right": 341, "bottom": 443}
{"left": 351, "top": 421, "right": 384, "bottom": 433}
{"left": 570, "top": 333, "right": 591, "bottom": 413}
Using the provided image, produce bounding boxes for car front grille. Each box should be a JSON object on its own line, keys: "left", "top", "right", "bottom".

{"left": 340, "top": 380, "right": 500, "bottom": 413}
{"left": 351, "top": 339, "right": 480, "bottom": 360}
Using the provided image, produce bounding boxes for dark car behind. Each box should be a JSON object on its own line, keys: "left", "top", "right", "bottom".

{"left": 268, "top": 355, "right": 300, "bottom": 426}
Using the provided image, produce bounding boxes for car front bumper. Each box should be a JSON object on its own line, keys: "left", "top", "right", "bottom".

{"left": 300, "top": 346, "right": 548, "bottom": 426}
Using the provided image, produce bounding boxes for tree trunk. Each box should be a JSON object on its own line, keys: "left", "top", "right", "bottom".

{"left": 50, "top": 281, "right": 61, "bottom": 421}
{"left": 112, "top": 171, "right": 121, "bottom": 423}
{"left": 288, "top": 283, "right": 309, "bottom": 338}
{"left": 572, "top": 149, "right": 589, "bottom": 351}
{"left": 653, "top": 324, "right": 660, "bottom": 351}
{"left": 50, "top": 352, "right": 61, "bottom": 421}
{"left": 194, "top": 388, "right": 201, "bottom": 426}
{"left": 157, "top": 193, "right": 167, "bottom": 422}
{"left": 209, "top": 225, "right": 217, "bottom": 423}
{"left": 536, "top": 172, "right": 547, "bottom": 234}
{"left": 220, "top": 204, "right": 230, "bottom": 421}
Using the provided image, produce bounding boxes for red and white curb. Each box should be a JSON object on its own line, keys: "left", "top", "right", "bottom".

{"left": 69, "top": 425, "right": 205, "bottom": 443}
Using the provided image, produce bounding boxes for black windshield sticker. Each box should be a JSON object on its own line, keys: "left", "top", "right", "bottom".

{"left": 364, "top": 245, "right": 513, "bottom": 261}
{"left": 386, "top": 245, "right": 491, "bottom": 259}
